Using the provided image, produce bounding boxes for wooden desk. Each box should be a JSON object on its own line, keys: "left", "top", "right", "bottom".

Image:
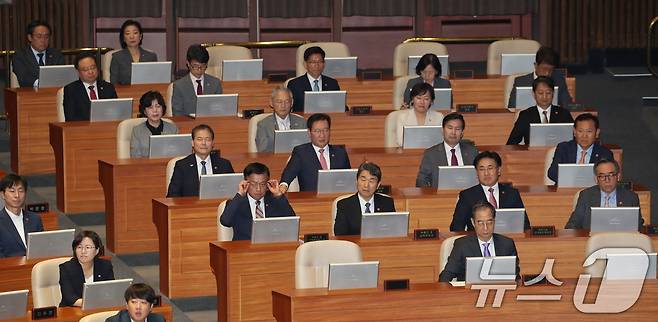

{"left": 2, "top": 305, "right": 173, "bottom": 322}
{"left": 211, "top": 232, "right": 658, "bottom": 322}
{"left": 272, "top": 280, "right": 657, "bottom": 322}
{"left": 39, "top": 211, "right": 58, "bottom": 231}
{"left": 156, "top": 184, "right": 649, "bottom": 300}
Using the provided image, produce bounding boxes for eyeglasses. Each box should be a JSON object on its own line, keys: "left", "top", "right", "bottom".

{"left": 76, "top": 245, "right": 97, "bottom": 252}
{"left": 188, "top": 63, "right": 207, "bottom": 71}
{"left": 78, "top": 65, "right": 97, "bottom": 72}
{"left": 306, "top": 60, "right": 324, "bottom": 65}
{"left": 596, "top": 173, "right": 618, "bottom": 181}
{"left": 248, "top": 181, "right": 268, "bottom": 189}
{"left": 311, "top": 128, "right": 330, "bottom": 134}
{"left": 31, "top": 33, "right": 50, "bottom": 39}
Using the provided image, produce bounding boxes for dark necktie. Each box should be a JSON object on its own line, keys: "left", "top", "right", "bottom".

{"left": 200, "top": 160, "right": 207, "bottom": 175}
{"left": 364, "top": 202, "right": 371, "bottom": 213}
{"left": 88, "top": 85, "right": 97, "bottom": 100}
{"left": 450, "top": 148, "right": 458, "bottom": 166}
{"left": 313, "top": 79, "right": 320, "bottom": 92}
{"left": 196, "top": 79, "right": 203, "bottom": 95}
{"left": 488, "top": 187, "right": 498, "bottom": 208}
{"left": 37, "top": 53, "right": 45, "bottom": 66}
{"left": 541, "top": 110, "right": 548, "bottom": 124}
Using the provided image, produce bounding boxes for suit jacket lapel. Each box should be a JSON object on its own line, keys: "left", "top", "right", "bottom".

{"left": 498, "top": 185, "right": 508, "bottom": 207}
{"left": 204, "top": 74, "right": 213, "bottom": 90}
{"left": 0, "top": 210, "right": 25, "bottom": 250}
{"left": 467, "top": 235, "right": 482, "bottom": 256}
{"left": 302, "top": 74, "right": 313, "bottom": 91}
{"left": 549, "top": 106, "right": 560, "bottom": 123}
{"left": 307, "top": 144, "right": 323, "bottom": 170}
{"left": 26, "top": 47, "right": 39, "bottom": 68}
{"left": 437, "top": 143, "right": 448, "bottom": 165}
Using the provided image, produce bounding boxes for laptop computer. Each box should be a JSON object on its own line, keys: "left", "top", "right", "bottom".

{"left": 251, "top": 216, "right": 300, "bottom": 244}
{"left": 493, "top": 208, "right": 526, "bottom": 233}
{"left": 304, "top": 91, "right": 347, "bottom": 113}
{"left": 361, "top": 212, "right": 410, "bottom": 238}
{"left": 89, "top": 98, "right": 133, "bottom": 122}
{"left": 408, "top": 55, "right": 449, "bottom": 77}
{"left": 317, "top": 169, "right": 357, "bottom": 193}
{"left": 323, "top": 57, "right": 357, "bottom": 78}
{"left": 433, "top": 88, "right": 452, "bottom": 111}
{"left": 0, "top": 290, "right": 28, "bottom": 320}
{"left": 148, "top": 134, "right": 191, "bottom": 158}
{"left": 402, "top": 125, "right": 443, "bottom": 149}
{"left": 605, "top": 252, "right": 657, "bottom": 280}
{"left": 131, "top": 62, "right": 172, "bottom": 84}
{"left": 199, "top": 173, "right": 243, "bottom": 199}
{"left": 590, "top": 207, "right": 641, "bottom": 233}
{"left": 274, "top": 129, "right": 310, "bottom": 153}
{"left": 465, "top": 256, "right": 517, "bottom": 284}
{"left": 328, "top": 261, "right": 379, "bottom": 290}
{"left": 82, "top": 278, "right": 133, "bottom": 311}
{"left": 515, "top": 86, "right": 559, "bottom": 109}
{"left": 528, "top": 123, "right": 573, "bottom": 147}
{"left": 222, "top": 59, "right": 263, "bottom": 81}
{"left": 192, "top": 93, "right": 238, "bottom": 117}
{"left": 500, "top": 53, "right": 535, "bottom": 75}
{"left": 38, "top": 65, "right": 77, "bottom": 88}
{"left": 437, "top": 166, "right": 478, "bottom": 190}
{"left": 557, "top": 164, "right": 595, "bottom": 188}
{"left": 26, "top": 229, "right": 76, "bottom": 259}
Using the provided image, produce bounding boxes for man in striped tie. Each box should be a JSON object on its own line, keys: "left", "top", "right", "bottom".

{"left": 220, "top": 162, "right": 296, "bottom": 241}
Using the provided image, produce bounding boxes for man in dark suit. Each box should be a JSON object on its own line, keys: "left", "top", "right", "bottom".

{"left": 416, "top": 113, "right": 479, "bottom": 188}
{"left": 279, "top": 113, "right": 351, "bottom": 192}
{"left": 450, "top": 151, "right": 530, "bottom": 231}
{"left": 506, "top": 76, "right": 574, "bottom": 145}
{"left": 220, "top": 162, "right": 296, "bottom": 241}
{"left": 167, "top": 124, "right": 234, "bottom": 197}
{"left": 565, "top": 159, "right": 643, "bottom": 229}
{"left": 547, "top": 113, "right": 613, "bottom": 183}
{"left": 105, "top": 283, "right": 166, "bottom": 322}
{"left": 287, "top": 46, "right": 340, "bottom": 113}
{"left": 255, "top": 85, "right": 307, "bottom": 152}
{"left": 11, "top": 20, "right": 65, "bottom": 87}
{"left": 0, "top": 174, "right": 44, "bottom": 258}
{"left": 63, "top": 52, "right": 118, "bottom": 121}
{"left": 507, "top": 46, "right": 572, "bottom": 109}
{"left": 334, "top": 162, "right": 396, "bottom": 235}
{"left": 172, "top": 44, "right": 223, "bottom": 116}
{"left": 440, "top": 201, "right": 520, "bottom": 282}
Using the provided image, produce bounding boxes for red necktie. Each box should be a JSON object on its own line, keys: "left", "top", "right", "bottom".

{"left": 488, "top": 187, "right": 498, "bottom": 208}
{"left": 196, "top": 80, "right": 203, "bottom": 95}
{"left": 88, "top": 85, "right": 97, "bottom": 100}
{"left": 318, "top": 148, "right": 328, "bottom": 170}
{"left": 450, "top": 148, "right": 458, "bottom": 166}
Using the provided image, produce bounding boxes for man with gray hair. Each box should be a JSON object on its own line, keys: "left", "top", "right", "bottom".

{"left": 255, "top": 85, "right": 307, "bottom": 152}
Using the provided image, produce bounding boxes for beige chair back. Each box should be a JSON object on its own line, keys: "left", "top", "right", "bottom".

{"left": 295, "top": 42, "right": 351, "bottom": 77}
{"left": 295, "top": 240, "right": 362, "bottom": 289}
{"left": 393, "top": 42, "right": 448, "bottom": 77}
{"left": 79, "top": 311, "right": 120, "bottom": 322}
{"left": 56, "top": 87, "right": 65, "bottom": 122}
{"left": 503, "top": 72, "right": 526, "bottom": 110}
{"left": 392, "top": 75, "right": 414, "bottom": 110}
{"left": 102, "top": 49, "right": 121, "bottom": 82}
{"left": 31, "top": 257, "right": 70, "bottom": 308}
{"left": 217, "top": 200, "right": 233, "bottom": 241}
{"left": 584, "top": 232, "right": 655, "bottom": 277}
{"left": 283, "top": 155, "right": 300, "bottom": 192}
{"left": 165, "top": 83, "right": 174, "bottom": 117}
{"left": 116, "top": 118, "right": 176, "bottom": 158}
{"left": 486, "top": 39, "right": 541, "bottom": 75}
{"left": 166, "top": 156, "right": 186, "bottom": 191}
{"left": 384, "top": 110, "right": 406, "bottom": 148}
{"left": 206, "top": 45, "right": 252, "bottom": 79}
{"left": 439, "top": 235, "right": 465, "bottom": 273}
{"left": 544, "top": 147, "right": 557, "bottom": 185}
{"left": 247, "top": 112, "right": 271, "bottom": 153}
{"left": 9, "top": 62, "right": 19, "bottom": 88}
{"left": 572, "top": 189, "right": 583, "bottom": 211}
{"left": 331, "top": 194, "right": 353, "bottom": 236}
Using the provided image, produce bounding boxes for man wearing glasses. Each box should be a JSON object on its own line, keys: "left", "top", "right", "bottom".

{"left": 220, "top": 162, "right": 296, "bottom": 240}
{"left": 565, "top": 159, "right": 642, "bottom": 229}
{"left": 287, "top": 46, "right": 340, "bottom": 113}
{"left": 12, "top": 20, "right": 65, "bottom": 88}
{"left": 172, "top": 44, "right": 223, "bottom": 116}
{"left": 63, "top": 52, "right": 118, "bottom": 121}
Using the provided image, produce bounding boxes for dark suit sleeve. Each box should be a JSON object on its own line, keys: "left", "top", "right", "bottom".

{"left": 507, "top": 78, "right": 519, "bottom": 108}
{"left": 439, "top": 239, "right": 465, "bottom": 282}
{"left": 109, "top": 56, "right": 120, "bottom": 85}
{"left": 547, "top": 143, "right": 563, "bottom": 183}
{"left": 556, "top": 73, "right": 573, "bottom": 107}
{"left": 105, "top": 83, "right": 118, "bottom": 99}
{"left": 219, "top": 158, "right": 234, "bottom": 173}
{"left": 270, "top": 194, "right": 296, "bottom": 216}
{"left": 415, "top": 150, "right": 434, "bottom": 188}
{"left": 506, "top": 114, "right": 527, "bottom": 145}
{"left": 12, "top": 51, "right": 37, "bottom": 87}
{"left": 287, "top": 78, "right": 305, "bottom": 113}
{"left": 333, "top": 198, "right": 351, "bottom": 236}
{"left": 219, "top": 193, "right": 245, "bottom": 228}
{"left": 565, "top": 190, "right": 588, "bottom": 229}
{"left": 343, "top": 148, "right": 351, "bottom": 168}
{"left": 281, "top": 148, "right": 303, "bottom": 185}
{"left": 255, "top": 120, "right": 271, "bottom": 153}
{"left": 59, "top": 262, "right": 80, "bottom": 307}
{"left": 450, "top": 192, "right": 471, "bottom": 231}
{"left": 166, "top": 162, "right": 184, "bottom": 197}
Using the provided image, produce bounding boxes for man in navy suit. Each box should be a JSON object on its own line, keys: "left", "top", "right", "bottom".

{"left": 167, "top": 124, "right": 234, "bottom": 197}
{"left": 547, "top": 113, "right": 614, "bottom": 183}
{"left": 506, "top": 76, "right": 574, "bottom": 145}
{"left": 63, "top": 52, "right": 118, "bottom": 121}
{"left": 334, "top": 162, "right": 396, "bottom": 236}
{"left": 507, "top": 46, "right": 572, "bottom": 109}
{"left": 220, "top": 162, "right": 296, "bottom": 241}
{"left": 286, "top": 46, "right": 340, "bottom": 113}
{"left": 106, "top": 283, "right": 165, "bottom": 322}
{"left": 450, "top": 151, "right": 530, "bottom": 231}
{"left": 440, "top": 201, "right": 520, "bottom": 282}
{"left": 12, "top": 20, "right": 65, "bottom": 87}
{"left": 279, "top": 113, "right": 351, "bottom": 192}
{"left": 0, "top": 174, "right": 44, "bottom": 258}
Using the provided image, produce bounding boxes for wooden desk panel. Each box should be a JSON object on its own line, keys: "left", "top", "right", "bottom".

{"left": 40, "top": 211, "right": 58, "bottom": 231}
{"left": 5, "top": 305, "right": 173, "bottom": 322}
{"left": 272, "top": 280, "right": 655, "bottom": 322}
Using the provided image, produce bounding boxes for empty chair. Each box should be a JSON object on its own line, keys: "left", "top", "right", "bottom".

{"left": 247, "top": 112, "right": 271, "bottom": 153}
{"left": 116, "top": 117, "right": 177, "bottom": 158}
{"left": 295, "top": 42, "right": 351, "bottom": 76}
{"left": 79, "top": 311, "right": 120, "bottom": 322}
{"left": 486, "top": 39, "right": 541, "bottom": 75}
{"left": 544, "top": 147, "right": 557, "bottom": 185}
{"left": 392, "top": 42, "right": 448, "bottom": 77}
{"left": 56, "top": 87, "right": 65, "bottom": 122}
{"left": 206, "top": 45, "right": 252, "bottom": 79}
{"left": 31, "top": 257, "right": 70, "bottom": 308}
{"left": 165, "top": 156, "right": 186, "bottom": 192}
{"left": 383, "top": 110, "right": 406, "bottom": 148}
{"left": 330, "top": 194, "right": 353, "bottom": 235}
{"left": 9, "top": 62, "right": 19, "bottom": 88}
{"left": 439, "top": 235, "right": 465, "bottom": 274}
{"left": 101, "top": 49, "right": 121, "bottom": 82}
{"left": 584, "top": 232, "right": 654, "bottom": 277}
{"left": 392, "top": 75, "right": 414, "bottom": 110}
{"left": 217, "top": 200, "right": 234, "bottom": 241}
{"left": 295, "top": 240, "right": 362, "bottom": 289}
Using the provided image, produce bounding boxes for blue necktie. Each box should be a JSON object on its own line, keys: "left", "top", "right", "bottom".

{"left": 483, "top": 242, "right": 491, "bottom": 257}
{"left": 313, "top": 79, "right": 319, "bottom": 92}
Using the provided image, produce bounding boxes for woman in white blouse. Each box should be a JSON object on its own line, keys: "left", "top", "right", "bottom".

{"left": 396, "top": 82, "right": 444, "bottom": 147}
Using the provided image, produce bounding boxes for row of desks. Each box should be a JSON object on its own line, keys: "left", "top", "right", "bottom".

{"left": 7, "top": 76, "right": 576, "bottom": 175}
{"left": 154, "top": 186, "right": 650, "bottom": 299}
{"left": 2, "top": 304, "right": 172, "bottom": 322}
{"left": 209, "top": 231, "right": 658, "bottom": 322}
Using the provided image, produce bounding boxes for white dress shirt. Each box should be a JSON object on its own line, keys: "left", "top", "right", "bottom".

{"left": 195, "top": 154, "right": 212, "bottom": 178}
{"left": 443, "top": 142, "right": 464, "bottom": 166}
{"left": 6, "top": 207, "right": 26, "bottom": 247}
{"left": 312, "top": 143, "right": 331, "bottom": 169}
{"left": 190, "top": 73, "right": 205, "bottom": 94}
{"left": 478, "top": 237, "right": 496, "bottom": 257}
{"left": 480, "top": 183, "right": 500, "bottom": 209}
{"left": 275, "top": 114, "right": 291, "bottom": 130}
{"left": 82, "top": 80, "right": 98, "bottom": 101}
{"left": 247, "top": 194, "right": 266, "bottom": 219}
{"left": 357, "top": 193, "right": 375, "bottom": 214}
{"left": 306, "top": 74, "right": 323, "bottom": 91}
{"left": 536, "top": 105, "right": 552, "bottom": 123}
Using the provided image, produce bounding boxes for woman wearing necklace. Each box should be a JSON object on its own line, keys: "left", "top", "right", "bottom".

{"left": 395, "top": 82, "right": 444, "bottom": 147}
{"left": 110, "top": 19, "right": 158, "bottom": 85}
{"left": 130, "top": 91, "right": 179, "bottom": 158}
